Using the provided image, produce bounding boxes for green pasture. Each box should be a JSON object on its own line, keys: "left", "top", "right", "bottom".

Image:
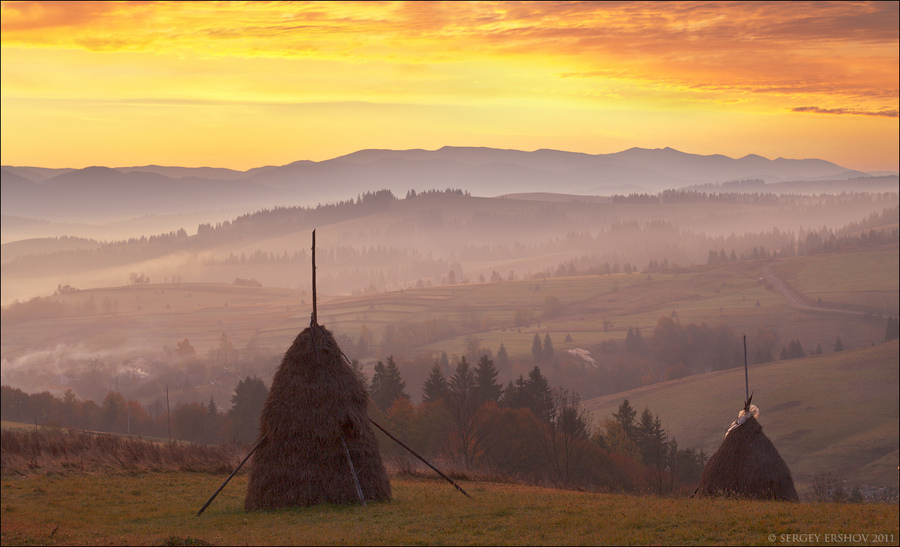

{"left": 2, "top": 472, "right": 897, "bottom": 546}
{"left": 583, "top": 339, "right": 900, "bottom": 493}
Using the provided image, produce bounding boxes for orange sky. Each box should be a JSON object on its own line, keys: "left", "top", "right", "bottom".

{"left": 2, "top": 1, "right": 898, "bottom": 171}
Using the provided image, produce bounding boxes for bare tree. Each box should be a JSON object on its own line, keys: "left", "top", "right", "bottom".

{"left": 536, "top": 388, "right": 591, "bottom": 485}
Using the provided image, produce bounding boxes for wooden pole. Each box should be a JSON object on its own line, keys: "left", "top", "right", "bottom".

{"left": 166, "top": 383, "right": 171, "bottom": 444}
{"left": 197, "top": 438, "right": 263, "bottom": 516}
{"left": 369, "top": 418, "right": 471, "bottom": 498}
{"left": 311, "top": 230, "right": 317, "bottom": 326}
{"left": 743, "top": 335, "right": 749, "bottom": 402}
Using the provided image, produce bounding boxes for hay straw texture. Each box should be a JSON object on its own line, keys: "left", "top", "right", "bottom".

{"left": 694, "top": 416, "right": 799, "bottom": 501}
{"left": 244, "top": 324, "right": 391, "bottom": 511}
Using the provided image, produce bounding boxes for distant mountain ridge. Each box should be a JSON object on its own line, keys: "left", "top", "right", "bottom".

{"left": 3, "top": 146, "right": 893, "bottom": 223}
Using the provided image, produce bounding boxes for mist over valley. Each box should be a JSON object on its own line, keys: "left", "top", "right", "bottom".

{"left": 2, "top": 146, "right": 898, "bottom": 494}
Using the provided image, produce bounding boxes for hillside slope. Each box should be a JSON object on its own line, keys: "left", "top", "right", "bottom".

{"left": 583, "top": 339, "right": 900, "bottom": 492}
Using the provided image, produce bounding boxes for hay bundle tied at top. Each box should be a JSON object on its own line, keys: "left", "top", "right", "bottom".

{"left": 694, "top": 403, "right": 798, "bottom": 501}
{"left": 244, "top": 324, "right": 391, "bottom": 511}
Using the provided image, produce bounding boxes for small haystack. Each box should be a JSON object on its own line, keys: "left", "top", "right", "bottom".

{"left": 244, "top": 324, "right": 391, "bottom": 511}
{"left": 694, "top": 399, "right": 799, "bottom": 501}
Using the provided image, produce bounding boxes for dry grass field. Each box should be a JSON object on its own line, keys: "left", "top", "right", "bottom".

{"left": 2, "top": 470, "right": 897, "bottom": 546}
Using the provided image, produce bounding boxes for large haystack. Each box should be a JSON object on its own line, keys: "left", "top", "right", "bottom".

{"left": 694, "top": 411, "right": 798, "bottom": 501}
{"left": 244, "top": 324, "right": 391, "bottom": 511}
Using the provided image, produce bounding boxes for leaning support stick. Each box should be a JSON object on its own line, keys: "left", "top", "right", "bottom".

{"left": 197, "top": 438, "right": 263, "bottom": 516}
{"left": 341, "top": 436, "right": 367, "bottom": 506}
{"left": 329, "top": 328, "right": 471, "bottom": 499}
{"left": 368, "top": 418, "right": 471, "bottom": 498}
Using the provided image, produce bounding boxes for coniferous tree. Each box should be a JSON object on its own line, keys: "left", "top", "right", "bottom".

{"left": 496, "top": 343, "right": 510, "bottom": 368}
{"left": 543, "top": 333, "right": 555, "bottom": 363}
{"left": 525, "top": 365, "right": 553, "bottom": 421}
{"left": 632, "top": 327, "right": 644, "bottom": 352}
{"left": 780, "top": 338, "right": 806, "bottom": 360}
{"left": 790, "top": 339, "right": 805, "bottom": 358}
{"left": 474, "top": 355, "right": 503, "bottom": 405}
{"left": 370, "top": 361, "right": 386, "bottom": 403}
{"left": 421, "top": 359, "right": 450, "bottom": 404}
{"left": 613, "top": 399, "right": 637, "bottom": 440}
{"left": 636, "top": 407, "right": 666, "bottom": 467}
{"left": 205, "top": 397, "right": 221, "bottom": 444}
{"left": 499, "top": 378, "right": 517, "bottom": 407}
{"left": 349, "top": 358, "right": 368, "bottom": 392}
{"left": 499, "top": 375, "right": 528, "bottom": 409}
{"left": 834, "top": 336, "right": 844, "bottom": 352}
{"left": 370, "top": 355, "right": 409, "bottom": 411}
{"left": 229, "top": 376, "right": 268, "bottom": 443}
{"left": 448, "top": 356, "right": 476, "bottom": 401}
{"left": 531, "top": 333, "right": 544, "bottom": 363}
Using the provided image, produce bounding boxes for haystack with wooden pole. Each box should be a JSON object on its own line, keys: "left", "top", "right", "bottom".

{"left": 243, "top": 322, "right": 391, "bottom": 510}
{"left": 243, "top": 230, "right": 389, "bottom": 510}
{"left": 196, "top": 230, "right": 467, "bottom": 516}
{"left": 693, "top": 395, "right": 798, "bottom": 501}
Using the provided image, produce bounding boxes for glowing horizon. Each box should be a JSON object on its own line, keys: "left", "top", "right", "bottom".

{"left": 2, "top": 1, "right": 898, "bottom": 172}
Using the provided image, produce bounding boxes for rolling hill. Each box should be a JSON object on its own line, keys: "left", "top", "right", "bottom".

{"left": 1, "top": 237, "right": 897, "bottom": 495}
{"left": 582, "top": 339, "right": 899, "bottom": 492}
{"left": 3, "top": 189, "right": 896, "bottom": 307}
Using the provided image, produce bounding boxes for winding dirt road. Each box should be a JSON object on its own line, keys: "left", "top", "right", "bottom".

{"left": 761, "top": 263, "right": 863, "bottom": 316}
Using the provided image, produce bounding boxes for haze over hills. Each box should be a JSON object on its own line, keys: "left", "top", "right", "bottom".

{"left": 3, "top": 146, "right": 896, "bottom": 229}
{"left": 2, "top": 187, "right": 897, "bottom": 307}
{"left": 2, "top": 145, "right": 897, "bottom": 497}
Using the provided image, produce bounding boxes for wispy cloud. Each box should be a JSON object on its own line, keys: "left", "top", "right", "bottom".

{"left": 2, "top": 1, "right": 897, "bottom": 170}
{"left": 3, "top": 1, "right": 895, "bottom": 108}
{"left": 792, "top": 106, "right": 899, "bottom": 118}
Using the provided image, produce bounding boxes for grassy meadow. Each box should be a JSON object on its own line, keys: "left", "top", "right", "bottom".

{"left": 2, "top": 471, "right": 898, "bottom": 546}
{"left": 769, "top": 245, "right": 899, "bottom": 313}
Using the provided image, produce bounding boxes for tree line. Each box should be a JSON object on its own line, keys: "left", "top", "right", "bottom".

{"left": 0, "top": 377, "right": 268, "bottom": 447}
{"left": 340, "top": 353, "right": 705, "bottom": 492}
{"left": 0, "top": 352, "right": 707, "bottom": 494}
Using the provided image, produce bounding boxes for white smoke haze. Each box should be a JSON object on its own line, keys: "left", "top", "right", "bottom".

{"left": 1, "top": 341, "right": 154, "bottom": 394}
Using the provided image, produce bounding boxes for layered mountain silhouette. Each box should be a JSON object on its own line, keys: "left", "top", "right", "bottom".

{"left": 2, "top": 146, "right": 889, "bottom": 223}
